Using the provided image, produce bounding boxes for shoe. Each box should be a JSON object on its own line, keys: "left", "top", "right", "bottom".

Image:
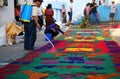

{"left": 24, "top": 48, "right": 34, "bottom": 50}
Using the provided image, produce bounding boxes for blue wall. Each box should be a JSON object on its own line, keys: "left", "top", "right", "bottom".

{"left": 98, "top": 5, "right": 120, "bottom": 22}
{"left": 74, "top": 5, "right": 120, "bottom": 24}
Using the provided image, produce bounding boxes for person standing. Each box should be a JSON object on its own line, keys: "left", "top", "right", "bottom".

{"left": 24, "top": 0, "right": 43, "bottom": 50}
{"left": 38, "top": 3, "right": 46, "bottom": 29}
{"left": 67, "top": 0, "right": 73, "bottom": 26}
{"left": 62, "top": 4, "right": 67, "bottom": 25}
{"left": 90, "top": 0, "right": 99, "bottom": 25}
{"left": 84, "top": 3, "right": 91, "bottom": 25}
{"left": 15, "top": 4, "right": 21, "bottom": 22}
{"left": 110, "top": 1, "right": 117, "bottom": 25}
{"left": 45, "top": 4, "right": 54, "bottom": 27}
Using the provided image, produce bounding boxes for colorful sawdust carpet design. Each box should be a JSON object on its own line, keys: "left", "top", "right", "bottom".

{"left": 0, "top": 29, "right": 120, "bottom": 79}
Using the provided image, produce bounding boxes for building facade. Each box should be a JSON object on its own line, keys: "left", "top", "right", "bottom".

{"left": 0, "top": 0, "right": 120, "bottom": 46}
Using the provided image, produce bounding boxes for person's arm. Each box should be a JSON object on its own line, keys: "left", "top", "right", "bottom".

{"left": 32, "top": 6, "right": 41, "bottom": 30}
{"left": 33, "top": 16, "right": 40, "bottom": 29}
{"left": 58, "top": 28, "right": 64, "bottom": 34}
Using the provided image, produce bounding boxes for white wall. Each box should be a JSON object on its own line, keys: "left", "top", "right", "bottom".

{"left": 0, "top": 0, "right": 14, "bottom": 26}
{"left": 0, "top": 0, "right": 14, "bottom": 46}
{"left": 18, "top": 0, "right": 33, "bottom": 4}
{"left": 63, "top": 0, "right": 92, "bottom": 22}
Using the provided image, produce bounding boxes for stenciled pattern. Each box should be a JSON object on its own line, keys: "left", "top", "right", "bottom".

{"left": 0, "top": 29, "right": 120, "bottom": 79}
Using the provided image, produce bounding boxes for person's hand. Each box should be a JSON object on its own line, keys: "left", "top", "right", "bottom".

{"left": 63, "top": 33, "right": 69, "bottom": 36}
{"left": 36, "top": 24, "right": 41, "bottom": 30}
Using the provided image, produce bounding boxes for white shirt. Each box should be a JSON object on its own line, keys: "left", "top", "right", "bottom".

{"left": 110, "top": 4, "right": 117, "bottom": 13}
{"left": 38, "top": 3, "right": 46, "bottom": 16}
{"left": 32, "top": 6, "right": 39, "bottom": 16}
{"left": 67, "top": 2, "right": 73, "bottom": 12}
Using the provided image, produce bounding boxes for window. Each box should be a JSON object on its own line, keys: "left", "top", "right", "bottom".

{"left": 0, "top": 0, "right": 8, "bottom": 7}
{"left": 4, "top": 0, "right": 8, "bottom": 6}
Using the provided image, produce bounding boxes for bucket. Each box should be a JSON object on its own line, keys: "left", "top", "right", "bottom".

{"left": 45, "top": 33, "right": 52, "bottom": 41}
{"left": 20, "top": 4, "right": 32, "bottom": 22}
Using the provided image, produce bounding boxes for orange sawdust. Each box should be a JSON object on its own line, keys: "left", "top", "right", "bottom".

{"left": 103, "top": 30, "right": 111, "bottom": 38}
{"left": 85, "top": 73, "right": 120, "bottom": 79}
{"left": 22, "top": 70, "right": 48, "bottom": 79}
{"left": 64, "top": 48, "right": 94, "bottom": 52}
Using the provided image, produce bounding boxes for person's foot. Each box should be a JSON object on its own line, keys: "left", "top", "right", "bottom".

{"left": 24, "top": 48, "right": 34, "bottom": 51}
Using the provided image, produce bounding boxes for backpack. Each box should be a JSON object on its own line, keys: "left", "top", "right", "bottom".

{"left": 20, "top": 4, "right": 32, "bottom": 22}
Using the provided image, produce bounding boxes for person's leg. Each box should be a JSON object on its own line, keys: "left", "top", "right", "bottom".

{"left": 90, "top": 13, "right": 94, "bottom": 25}
{"left": 29, "top": 21, "right": 36, "bottom": 50}
{"left": 52, "top": 31, "right": 59, "bottom": 38}
{"left": 94, "top": 12, "right": 99, "bottom": 24}
{"left": 67, "top": 12, "right": 72, "bottom": 26}
{"left": 111, "top": 17, "right": 114, "bottom": 24}
{"left": 24, "top": 20, "right": 36, "bottom": 50}
{"left": 110, "top": 13, "right": 113, "bottom": 24}
{"left": 44, "top": 29, "right": 59, "bottom": 40}
{"left": 69, "top": 12, "right": 72, "bottom": 26}
{"left": 24, "top": 23, "right": 30, "bottom": 50}
{"left": 44, "top": 29, "right": 53, "bottom": 40}
{"left": 112, "top": 13, "right": 115, "bottom": 24}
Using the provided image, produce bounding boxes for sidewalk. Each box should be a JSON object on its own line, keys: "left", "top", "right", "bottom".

{"left": 0, "top": 30, "right": 47, "bottom": 68}
{"left": 0, "top": 25, "right": 69, "bottom": 68}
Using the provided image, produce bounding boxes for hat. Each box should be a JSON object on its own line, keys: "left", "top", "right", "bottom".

{"left": 55, "top": 22, "right": 62, "bottom": 28}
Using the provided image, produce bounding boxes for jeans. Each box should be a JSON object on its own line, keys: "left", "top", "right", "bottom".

{"left": 68, "top": 12, "right": 72, "bottom": 21}
{"left": 90, "top": 12, "right": 99, "bottom": 25}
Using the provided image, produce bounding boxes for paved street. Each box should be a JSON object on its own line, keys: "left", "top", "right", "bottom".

{"left": 0, "top": 26, "right": 69, "bottom": 68}
{"left": 0, "top": 24, "right": 120, "bottom": 68}
{"left": 0, "top": 24, "right": 120, "bottom": 79}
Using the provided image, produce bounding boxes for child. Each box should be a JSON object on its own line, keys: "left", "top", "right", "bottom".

{"left": 62, "top": 4, "right": 67, "bottom": 25}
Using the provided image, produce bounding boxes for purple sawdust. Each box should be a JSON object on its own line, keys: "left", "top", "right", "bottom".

{"left": 65, "top": 77, "right": 71, "bottom": 79}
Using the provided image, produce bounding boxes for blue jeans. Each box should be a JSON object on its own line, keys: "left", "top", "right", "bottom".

{"left": 90, "top": 12, "right": 99, "bottom": 25}
{"left": 68, "top": 12, "right": 72, "bottom": 21}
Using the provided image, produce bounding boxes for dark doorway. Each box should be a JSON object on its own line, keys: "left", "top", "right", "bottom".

{"left": 14, "top": 0, "right": 18, "bottom": 8}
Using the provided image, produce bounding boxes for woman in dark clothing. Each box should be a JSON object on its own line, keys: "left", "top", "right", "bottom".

{"left": 45, "top": 4, "right": 54, "bottom": 27}
{"left": 44, "top": 22, "right": 64, "bottom": 39}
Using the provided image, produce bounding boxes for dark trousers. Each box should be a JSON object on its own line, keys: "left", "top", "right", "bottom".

{"left": 24, "top": 20, "right": 36, "bottom": 50}
{"left": 68, "top": 12, "right": 72, "bottom": 21}
{"left": 38, "top": 15, "right": 43, "bottom": 27}
{"left": 44, "top": 29, "right": 59, "bottom": 39}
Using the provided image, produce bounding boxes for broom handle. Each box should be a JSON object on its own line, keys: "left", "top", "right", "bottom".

{"left": 40, "top": 30, "right": 55, "bottom": 48}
